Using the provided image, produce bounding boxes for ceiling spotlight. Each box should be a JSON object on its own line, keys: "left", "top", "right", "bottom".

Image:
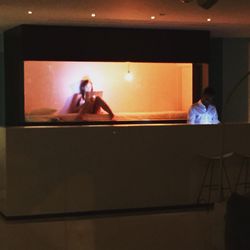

{"left": 150, "top": 16, "right": 156, "bottom": 20}
{"left": 207, "top": 18, "right": 211, "bottom": 22}
{"left": 91, "top": 13, "right": 96, "bottom": 17}
{"left": 27, "top": 10, "right": 32, "bottom": 15}
{"left": 197, "top": 0, "right": 218, "bottom": 9}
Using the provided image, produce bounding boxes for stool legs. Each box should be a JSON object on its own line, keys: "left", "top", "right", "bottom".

{"left": 197, "top": 159, "right": 232, "bottom": 204}
{"left": 197, "top": 161, "right": 211, "bottom": 203}
{"left": 245, "top": 160, "right": 249, "bottom": 193}
{"left": 208, "top": 162, "right": 214, "bottom": 203}
{"left": 235, "top": 158, "right": 250, "bottom": 194}
{"left": 222, "top": 163, "right": 232, "bottom": 197}
{"left": 235, "top": 160, "right": 244, "bottom": 192}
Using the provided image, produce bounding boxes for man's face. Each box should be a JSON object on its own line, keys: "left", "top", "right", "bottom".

{"left": 201, "top": 94, "right": 214, "bottom": 107}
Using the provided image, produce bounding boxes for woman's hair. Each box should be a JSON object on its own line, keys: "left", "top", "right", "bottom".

{"left": 79, "top": 79, "right": 93, "bottom": 102}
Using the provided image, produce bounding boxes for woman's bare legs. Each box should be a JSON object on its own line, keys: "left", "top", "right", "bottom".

{"left": 93, "top": 96, "right": 114, "bottom": 118}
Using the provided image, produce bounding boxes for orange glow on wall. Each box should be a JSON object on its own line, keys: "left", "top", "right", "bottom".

{"left": 24, "top": 61, "right": 193, "bottom": 115}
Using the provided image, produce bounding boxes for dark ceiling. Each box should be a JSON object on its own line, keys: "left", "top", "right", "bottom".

{"left": 0, "top": 0, "right": 250, "bottom": 37}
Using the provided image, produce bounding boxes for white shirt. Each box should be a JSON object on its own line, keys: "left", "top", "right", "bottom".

{"left": 187, "top": 100, "right": 220, "bottom": 124}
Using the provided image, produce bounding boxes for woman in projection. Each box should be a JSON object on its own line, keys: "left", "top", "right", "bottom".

{"left": 68, "top": 78, "right": 114, "bottom": 119}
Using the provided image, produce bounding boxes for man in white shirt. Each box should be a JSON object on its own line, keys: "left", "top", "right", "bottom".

{"left": 187, "top": 87, "right": 220, "bottom": 124}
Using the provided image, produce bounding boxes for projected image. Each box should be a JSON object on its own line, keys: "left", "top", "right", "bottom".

{"left": 24, "top": 61, "right": 193, "bottom": 123}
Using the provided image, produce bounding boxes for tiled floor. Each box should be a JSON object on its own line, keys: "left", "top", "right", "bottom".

{"left": 0, "top": 202, "right": 226, "bottom": 250}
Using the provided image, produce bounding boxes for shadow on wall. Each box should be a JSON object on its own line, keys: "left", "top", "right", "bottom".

{"left": 225, "top": 193, "right": 250, "bottom": 250}
{"left": 0, "top": 33, "right": 4, "bottom": 125}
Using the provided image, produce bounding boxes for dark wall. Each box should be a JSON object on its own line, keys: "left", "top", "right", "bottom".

{"left": 4, "top": 24, "right": 210, "bottom": 126}
{"left": 4, "top": 27, "right": 24, "bottom": 126}
{"left": 18, "top": 25, "right": 210, "bottom": 62}
{"left": 192, "top": 64, "right": 208, "bottom": 103}
{"left": 209, "top": 38, "right": 223, "bottom": 119}
{"left": 222, "top": 38, "right": 249, "bottom": 123}
{"left": 210, "top": 38, "right": 249, "bottom": 123}
{"left": 0, "top": 33, "right": 4, "bottom": 126}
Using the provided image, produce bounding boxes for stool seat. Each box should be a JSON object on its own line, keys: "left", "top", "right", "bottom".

{"left": 199, "top": 152, "right": 234, "bottom": 160}
{"left": 236, "top": 153, "right": 250, "bottom": 158}
{"left": 197, "top": 152, "right": 234, "bottom": 204}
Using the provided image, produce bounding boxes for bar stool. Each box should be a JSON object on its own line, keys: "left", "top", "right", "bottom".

{"left": 197, "top": 152, "right": 234, "bottom": 204}
{"left": 235, "top": 154, "right": 250, "bottom": 194}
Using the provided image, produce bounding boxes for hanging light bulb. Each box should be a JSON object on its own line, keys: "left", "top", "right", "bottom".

{"left": 125, "top": 70, "right": 133, "bottom": 81}
{"left": 125, "top": 62, "right": 133, "bottom": 81}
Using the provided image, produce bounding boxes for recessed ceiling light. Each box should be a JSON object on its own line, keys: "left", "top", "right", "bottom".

{"left": 28, "top": 10, "right": 32, "bottom": 15}
{"left": 207, "top": 18, "right": 211, "bottom": 22}
{"left": 91, "top": 13, "right": 96, "bottom": 17}
{"left": 150, "top": 16, "right": 156, "bottom": 20}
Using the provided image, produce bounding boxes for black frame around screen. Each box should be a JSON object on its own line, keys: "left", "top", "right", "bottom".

{"left": 4, "top": 25, "right": 210, "bottom": 126}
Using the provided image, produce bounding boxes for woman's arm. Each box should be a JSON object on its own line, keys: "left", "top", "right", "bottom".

{"left": 68, "top": 93, "right": 82, "bottom": 113}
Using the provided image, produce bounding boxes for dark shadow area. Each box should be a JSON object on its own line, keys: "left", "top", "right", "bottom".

{"left": 225, "top": 193, "right": 250, "bottom": 250}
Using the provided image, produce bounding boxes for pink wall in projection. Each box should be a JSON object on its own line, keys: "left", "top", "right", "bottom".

{"left": 24, "top": 61, "right": 192, "bottom": 114}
